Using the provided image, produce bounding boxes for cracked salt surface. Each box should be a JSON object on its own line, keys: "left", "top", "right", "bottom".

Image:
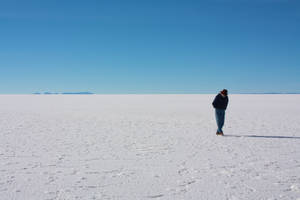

{"left": 0, "top": 94, "right": 300, "bottom": 199}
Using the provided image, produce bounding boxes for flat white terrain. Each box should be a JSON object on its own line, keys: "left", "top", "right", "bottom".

{"left": 0, "top": 94, "right": 300, "bottom": 200}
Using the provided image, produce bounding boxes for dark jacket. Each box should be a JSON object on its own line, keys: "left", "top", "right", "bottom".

{"left": 212, "top": 93, "right": 229, "bottom": 110}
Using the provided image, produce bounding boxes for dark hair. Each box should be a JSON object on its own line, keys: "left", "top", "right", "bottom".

{"left": 221, "top": 89, "right": 228, "bottom": 96}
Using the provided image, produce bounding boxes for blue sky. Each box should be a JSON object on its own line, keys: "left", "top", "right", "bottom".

{"left": 0, "top": 0, "right": 299, "bottom": 94}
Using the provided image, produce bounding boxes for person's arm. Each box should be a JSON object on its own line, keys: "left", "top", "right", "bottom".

{"left": 224, "top": 97, "right": 229, "bottom": 110}
{"left": 212, "top": 95, "right": 218, "bottom": 108}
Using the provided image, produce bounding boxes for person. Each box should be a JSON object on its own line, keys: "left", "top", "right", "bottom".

{"left": 212, "top": 89, "right": 229, "bottom": 136}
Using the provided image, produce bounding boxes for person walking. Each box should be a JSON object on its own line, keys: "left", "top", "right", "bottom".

{"left": 212, "top": 89, "right": 229, "bottom": 136}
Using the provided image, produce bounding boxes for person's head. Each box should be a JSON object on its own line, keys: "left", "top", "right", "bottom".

{"left": 220, "top": 89, "right": 228, "bottom": 96}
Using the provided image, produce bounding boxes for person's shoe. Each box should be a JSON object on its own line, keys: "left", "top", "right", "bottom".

{"left": 216, "top": 131, "right": 224, "bottom": 136}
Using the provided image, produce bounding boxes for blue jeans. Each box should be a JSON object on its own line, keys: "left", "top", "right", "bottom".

{"left": 215, "top": 109, "right": 225, "bottom": 133}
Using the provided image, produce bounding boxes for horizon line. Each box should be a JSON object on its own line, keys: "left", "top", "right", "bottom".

{"left": 0, "top": 92, "right": 300, "bottom": 95}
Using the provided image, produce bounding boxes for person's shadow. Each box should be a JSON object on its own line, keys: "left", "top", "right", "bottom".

{"left": 224, "top": 134, "right": 300, "bottom": 139}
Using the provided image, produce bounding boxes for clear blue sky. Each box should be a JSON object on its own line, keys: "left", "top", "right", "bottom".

{"left": 0, "top": 0, "right": 299, "bottom": 94}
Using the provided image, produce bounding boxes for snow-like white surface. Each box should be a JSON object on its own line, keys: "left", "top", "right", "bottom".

{"left": 1, "top": 94, "right": 300, "bottom": 200}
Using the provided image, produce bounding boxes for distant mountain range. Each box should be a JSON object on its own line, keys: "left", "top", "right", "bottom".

{"left": 33, "top": 92, "right": 94, "bottom": 95}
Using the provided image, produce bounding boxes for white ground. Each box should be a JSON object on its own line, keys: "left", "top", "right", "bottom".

{"left": 0, "top": 94, "right": 300, "bottom": 200}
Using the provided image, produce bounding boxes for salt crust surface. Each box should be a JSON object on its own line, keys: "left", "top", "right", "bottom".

{"left": 0, "top": 94, "right": 300, "bottom": 200}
